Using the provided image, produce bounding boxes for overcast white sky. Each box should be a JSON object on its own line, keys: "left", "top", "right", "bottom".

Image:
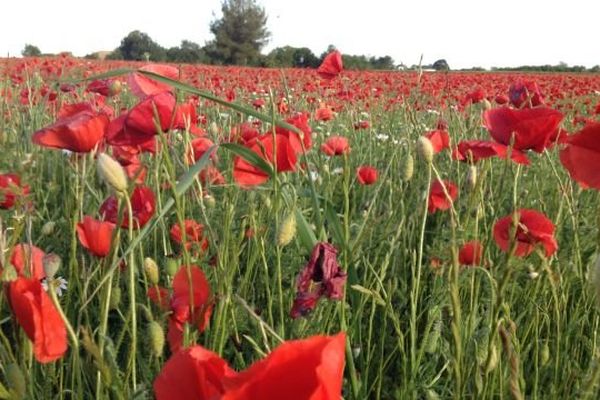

{"left": 1, "top": 0, "right": 597, "bottom": 69}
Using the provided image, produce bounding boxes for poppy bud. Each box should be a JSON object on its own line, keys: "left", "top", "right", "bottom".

{"left": 485, "top": 343, "right": 499, "bottom": 373}
{"left": 5, "top": 363, "right": 26, "bottom": 398}
{"left": 277, "top": 212, "right": 296, "bottom": 247}
{"left": 203, "top": 194, "right": 216, "bottom": 209}
{"left": 43, "top": 253, "right": 61, "bottom": 279}
{"left": 108, "top": 80, "right": 122, "bottom": 96}
{"left": 1, "top": 264, "right": 17, "bottom": 282}
{"left": 165, "top": 257, "right": 179, "bottom": 278}
{"left": 41, "top": 220, "right": 56, "bottom": 236}
{"left": 110, "top": 286, "right": 121, "bottom": 310}
{"left": 144, "top": 257, "right": 159, "bottom": 285}
{"left": 467, "top": 165, "right": 477, "bottom": 190}
{"left": 483, "top": 98, "right": 492, "bottom": 110}
{"left": 540, "top": 341, "right": 550, "bottom": 366}
{"left": 402, "top": 154, "right": 414, "bottom": 182}
{"left": 148, "top": 320, "right": 165, "bottom": 357}
{"left": 97, "top": 153, "right": 128, "bottom": 194}
{"left": 425, "top": 389, "right": 441, "bottom": 400}
{"left": 417, "top": 136, "right": 434, "bottom": 164}
{"left": 209, "top": 121, "right": 219, "bottom": 136}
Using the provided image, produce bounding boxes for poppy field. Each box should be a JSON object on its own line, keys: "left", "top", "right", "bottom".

{"left": 1, "top": 53, "right": 600, "bottom": 399}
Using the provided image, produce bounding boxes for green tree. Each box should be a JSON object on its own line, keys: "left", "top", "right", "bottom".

{"left": 166, "top": 40, "right": 207, "bottom": 63}
{"left": 206, "top": 0, "right": 270, "bottom": 66}
{"left": 111, "top": 30, "right": 166, "bottom": 61}
{"left": 432, "top": 59, "right": 450, "bottom": 71}
{"left": 369, "top": 55, "right": 396, "bottom": 70}
{"left": 265, "top": 46, "right": 319, "bottom": 68}
{"left": 22, "top": 44, "right": 41, "bottom": 57}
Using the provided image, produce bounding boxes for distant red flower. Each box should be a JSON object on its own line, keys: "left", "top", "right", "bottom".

{"left": 483, "top": 106, "right": 564, "bottom": 153}
{"left": 321, "top": 136, "right": 350, "bottom": 156}
{"left": 459, "top": 241, "right": 484, "bottom": 266}
{"left": 154, "top": 332, "right": 346, "bottom": 400}
{"left": 99, "top": 185, "right": 155, "bottom": 229}
{"left": 170, "top": 219, "right": 209, "bottom": 254}
{"left": 315, "top": 105, "right": 334, "bottom": 121}
{"left": 128, "top": 64, "right": 179, "bottom": 98}
{"left": 317, "top": 50, "right": 343, "bottom": 80}
{"left": 559, "top": 122, "right": 600, "bottom": 190}
{"left": 9, "top": 277, "right": 68, "bottom": 363}
{"left": 76, "top": 216, "right": 115, "bottom": 257}
{"left": 356, "top": 166, "right": 378, "bottom": 185}
{"left": 425, "top": 130, "right": 450, "bottom": 153}
{"left": 291, "top": 242, "right": 347, "bottom": 318}
{"left": 428, "top": 179, "right": 458, "bottom": 214}
{"left": 9, "top": 244, "right": 46, "bottom": 280}
{"left": 354, "top": 120, "right": 370, "bottom": 130}
{"left": 32, "top": 103, "right": 108, "bottom": 153}
{"left": 0, "top": 173, "right": 29, "bottom": 209}
{"left": 493, "top": 209, "right": 557, "bottom": 257}
{"left": 508, "top": 79, "right": 544, "bottom": 108}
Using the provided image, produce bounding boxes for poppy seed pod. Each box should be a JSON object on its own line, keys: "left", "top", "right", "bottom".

{"left": 144, "top": 257, "right": 160, "bottom": 285}
{"left": 41, "top": 220, "right": 56, "bottom": 236}
{"left": 417, "top": 136, "right": 434, "bottom": 164}
{"left": 277, "top": 212, "right": 296, "bottom": 247}
{"left": 203, "top": 194, "right": 216, "bottom": 209}
{"left": 97, "top": 153, "right": 128, "bottom": 193}
{"left": 148, "top": 320, "right": 165, "bottom": 357}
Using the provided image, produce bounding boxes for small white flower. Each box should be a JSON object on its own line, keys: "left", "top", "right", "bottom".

{"left": 376, "top": 133, "right": 390, "bottom": 141}
{"left": 309, "top": 171, "right": 321, "bottom": 182}
{"left": 41, "top": 276, "right": 68, "bottom": 297}
{"left": 332, "top": 167, "right": 344, "bottom": 175}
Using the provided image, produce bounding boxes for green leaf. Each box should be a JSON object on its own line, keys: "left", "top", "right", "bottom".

{"left": 324, "top": 201, "right": 346, "bottom": 250}
{"left": 295, "top": 208, "right": 318, "bottom": 252}
{"left": 350, "top": 284, "right": 386, "bottom": 306}
{"left": 220, "top": 142, "right": 274, "bottom": 177}
{"left": 66, "top": 68, "right": 134, "bottom": 84}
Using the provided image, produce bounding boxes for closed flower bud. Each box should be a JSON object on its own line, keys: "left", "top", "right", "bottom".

{"left": 485, "top": 343, "right": 499, "bottom": 373}
{"left": 97, "top": 153, "right": 128, "bottom": 193}
{"left": 110, "top": 286, "right": 121, "bottom": 310}
{"left": 402, "top": 154, "right": 414, "bottom": 181}
{"left": 43, "top": 253, "right": 61, "bottom": 279}
{"left": 109, "top": 80, "right": 122, "bottom": 96}
{"left": 277, "top": 212, "right": 296, "bottom": 247}
{"left": 148, "top": 320, "right": 165, "bottom": 357}
{"left": 41, "top": 220, "right": 56, "bottom": 236}
{"left": 483, "top": 98, "right": 492, "bottom": 110}
{"left": 467, "top": 165, "right": 477, "bottom": 190}
{"left": 166, "top": 256, "right": 179, "bottom": 278}
{"left": 417, "top": 136, "right": 434, "bottom": 164}
{"left": 203, "top": 194, "right": 216, "bottom": 209}
{"left": 209, "top": 121, "right": 219, "bottom": 136}
{"left": 6, "top": 363, "right": 26, "bottom": 398}
{"left": 144, "top": 257, "right": 159, "bottom": 285}
{"left": 540, "top": 341, "right": 550, "bottom": 366}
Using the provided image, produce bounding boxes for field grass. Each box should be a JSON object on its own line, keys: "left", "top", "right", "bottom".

{"left": 1, "top": 57, "right": 600, "bottom": 399}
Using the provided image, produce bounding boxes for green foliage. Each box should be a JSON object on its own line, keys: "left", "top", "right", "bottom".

{"left": 111, "top": 30, "right": 166, "bottom": 61}
{"left": 166, "top": 40, "right": 208, "bottom": 64}
{"left": 265, "top": 46, "right": 320, "bottom": 68}
{"left": 432, "top": 59, "right": 450, "bottom": 71}
{"left": 21, "top": 43, "right": 41, "bottom": 57}
{"left": 206, "top": 0, "right": 270, "bottom": 66}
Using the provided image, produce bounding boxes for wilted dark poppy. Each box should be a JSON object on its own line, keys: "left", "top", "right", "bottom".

{"left": 321, "top": 136, "right": 350, "bottom": 156}
{"left": 428, "top": 179, "right": 458, "bottom": 214}
{"left": 291, "top": 242, "right": 347, "bottom": 318}
{"left": 0, "top": 173, "right": 29, "bottom": 209}
{"left": 508, "top": 79, "right": 544, "bottom": 108}
{"left": 99, "top": 185, "right": 156, "bottom": 229}
{"left": 76, "top": 216, "right": 115, "bottom": 257}
{"left": 493, "top": 209, "right": 557, "bottom": 257}
{"left": 559, "top": 122, "right": 600, "bottom": 190}
{"left": 9, "top": 277, "right": 68, "bottom": 363}
{"left": 458, "top": 240, "right": 484, "bottom": 266}
{"left": 317, "top": 50, "right": 343, "bottom": 80}
{"left": 356, "top": 166, "right": 378, "bottom": 185}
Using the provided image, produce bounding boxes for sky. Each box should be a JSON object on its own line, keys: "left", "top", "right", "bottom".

{"left": 1, "top": 0, "right": 597, "bottom": 69}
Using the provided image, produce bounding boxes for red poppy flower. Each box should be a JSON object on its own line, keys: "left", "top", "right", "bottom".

{"left": 233, "top": 133, "right": 297, "bottom": 187}
{"left": 170, "top": 219, "right": 209, "bottom": 254}
{"left": 252, "top": 98, "right": 265, "bottom": 109}
{"left": 458, "top": 240, "right": 484, "bottom": 266}
{"left": 291, "top": 243, "right": 347, "bottom": 318}
{"left": 32, "top": 103, "right": 109, "bottom": 153}
{"left": 321, "top": 136, "right": 350, "bottom": 156}
{"left": 128, "top": 64, "right": 179, "bottom": 99}
{"left": 559, "top": 122, "right": 600, "bottom": 190}
{"left": 9, "top": 244, "right": 46, "bottom": 280}
{"left": 356, "top": 166, "right": 378, "bottom": 185}
{"left": 493, "top": 209, "right": 557, "bottom": 257}
{"left": 508, "top": 79, "right": 544, "bottom": 108}
{"left": 76, "top": 216, "right": 115, "bottom": 257}
{"left": 276, "top": 112, "right": 312, "bottom": 151}
{"left": 99, "top": 185, "right": 156, "bottom": 229}
{"left": 354, "top": 120, "right": 370, "bottom": 130}
{"left": 0, "top": 173, "right": 29, "bottom": 209}
{"left": 199, "top": 166, "right": 226, "bottom": 186}
{"left": 425, "top": 130, "right": 450, "bottom": 154}
{"left": 154, "top": 332, "right": 346, "bottom": 400}
{"left": 453, "top": 140, "right": 530, "bottom": 165}
{"left": 317, "top": 50, "right": 343, "bottom": 80}
{"left": 9, "top": 277, "right": 68, "bottom": 363}
{"left": 428, "top": 179, "right": 459, "bottom": 214}
{"left": 186, "top": 138, "right": 216, "bottom": 164}
{"left": 315, "top": 105, "right": 334, "bottom": 121}
{"left": 229, "top": 123, "right": 259, "bottom": 144}
{"left": 483, "top": 107, "right": 564, "bottom": 153}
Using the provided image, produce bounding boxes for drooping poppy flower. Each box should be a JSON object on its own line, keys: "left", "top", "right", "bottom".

{"left": 493, "top": 209, "right": 557, "bottom": 257}
{"left": 458, "top": 240, "right": 484, "bottom": 266}
{"left": 170, "top": 219, "right": 209, "bottom": 254}
{"left": 428, "top": 179, "right": 459, "bottom": 214}
{"left": 32, "top": 103, "right": 109, "bottom": 153}
{"left": 128, "top": 64, "right": 179, "bottom": 99}
{"left": 356, "top": 166, "right": 378, "bottom": 185}
{"left": 76, "top": 216, "right": 115, "bottom": 257}
{"left": 317, "top": 50, "right": 343, "bottom": 80}
{"left": 452, "top": 140, "right": 530, "bottom": 165}
{"left": 508, "top": 79, "right": 544, "bottom": 108}
{"left": 0, "top": 173, "right": 29, "bottom": 209}
{"left": 86, "top": 79, "right": 119, "bottom": 97}
{"left": 233, "top": 133, "right": 297, "bottom": 187}
{"left": 321, "top": 136, "right": 350, "bottom": 156}
{"left": 276, "top": 112, "right": 312, "bottom": 151}
{"left": 9, "top": 277, "right": 68, "bottom": 363}
{"left": 483, "top": 106, "right": 564, "bottom": 153}
{"left": 559, "top": 122, "right": 600, "bottom": 190}
{"left": 99, "top": 185, "right": 156, "bottom": 229}
{"left": 9, "top": 244, "right": 46, "bottom": 280}
{"left": 153, "top": 332, "right": 346, "bottom": 400}
{"left": 425, "top": 130, "right": 450, "bottom": 154}
{"left": 291, "top": 242, "right": 347, "bottom": 318}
